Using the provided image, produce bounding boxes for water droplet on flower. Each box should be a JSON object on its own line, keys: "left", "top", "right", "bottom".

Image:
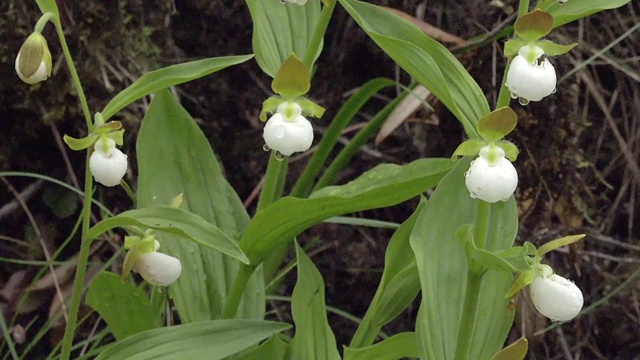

{"left": 510, "top": 92, "right": 518, "bottom": 100}
{"left": 274, "top": 126, "right": 286, "bottom": 138}
{"left": 518, "top": 97, "right": 530, "bottom": 106}
{"left": 262, "top": 144, "right": 270, "bottom": 152}
{"left": 275, "top": 151, "right": 286, "bottom": 161}
{"left": 551, "top": 88, "right": 557, "bottom": 94}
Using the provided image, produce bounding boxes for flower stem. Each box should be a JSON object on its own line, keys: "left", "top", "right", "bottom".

{"left": 302, "top": 0, "right": 337, "bottom": 70}
{"left": 51, "top": 13, "right": 95, "bottom": 360}
{"left": 473, "top": 200, "right": 491, "bottom": 251}
{"left": 120, "top": 179, "right": 137, "bottom": 206}
{"left": 221, "top": 264, "right": 254, "bottom": 319}
{"left": 517, "top": 0, "right": 530, "bottom": 18}
{"left": 453, "top": 271, "right": 484, "bottom": 360}
{"left": 495, "top": 63, "right": 512, "bottom": 109}
{"left": 256, "top": 151, "right": 287, "bottom": 212}
{"left": 34, "top": 12, "right": 54, "bottom": 33}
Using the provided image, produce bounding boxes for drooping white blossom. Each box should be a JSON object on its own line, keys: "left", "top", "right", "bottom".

{"left": 506, "top": 45, "right": 557, "bottom": 103}
{"left": 89, "top": 137, "right": 128, "bottom": 187}
{"left": 263, "top": 101, "right": 313, "bottom": 156}
{"left": 529, "top": 273, "right": 584, "bottom": 321}
{"left": 134, "top": 241, "right": 182, "bottom": 286}
{"left": 465, "top": 145, "right": 518, "bottom": 203}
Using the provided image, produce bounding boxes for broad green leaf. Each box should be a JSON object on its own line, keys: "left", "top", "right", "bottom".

{"left": 137, "top": 90, "right": 264, "bottom": 323}
{"left": 513, "top": 10, "right": 553, "bottom": 42}
{"left": 234, "top": 335, "right": 289, "bottom": 360}
{"left": 345, "top": 332, "right": 420, "bottom": 360}
{"left": 35, "top": 0, "right": 59, "bottom": 18}
{"left": 289, "top": 243, "right": 341, "bottom": 360}
{"left": 536, "top": 40, "right": 578, "bottom": 56}
{"left": 477, "top": 107, "right": 517, "bottom": 143}
{"left": 95, "top": 320, "right": 291, "bottom": 360}
{"left": 86, "top": 206, "right": 249, "bottom": 265}
{"left": 86, "top": 272, "right": 159, "bottom": 340}
{"left": 101, "top": 55, "right": 253, "bottom": 121}
{"left": 271, "top": 54, "right": 310, "bottom": 99}
{"left": 538, "top": 0, "right": 631, "bottom": 28}
{"left": 246, "top": 0, "right": 322, "bottom": 78}
{"left": 339, "top": 0, "right": 489, "bottom": 138}
{"left": 492, "top": 337, "right": 528, "bottom": 360}
{"left": 411, "top": 159, "right": 518, "bottom": 360}
{"left": 240, "top": 158, "right": 456, "bottom": 264}
{"left": 350, "top": 199, "right": 424, "bottom": 348}
{"left": 537, "top": 234, "right": 585, "bottom": 256}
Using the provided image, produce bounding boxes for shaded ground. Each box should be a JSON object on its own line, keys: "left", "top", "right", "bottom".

{"left": 1, "top": 0, "right": 639, "bottom": 358}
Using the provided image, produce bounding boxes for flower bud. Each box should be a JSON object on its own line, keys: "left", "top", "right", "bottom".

{"left": 89, "top": 138, "right": 128, "bottom": 187}
{"left": 529, "top": 273, "right": 583, "bottom": 321}
{"left": 134, "top": 251, "right": 182, "bottom": 287}
{"left": 15, "top": 33, "right": 52, "bottom": 85}
{"left": 263, "top": 102, "right": 313, "bottom": 156}
{"left": 465, "top": 145, "right": 518, "bottom": 203}
{"left": 506, "top": 46, "right": 556, "bottom": 103}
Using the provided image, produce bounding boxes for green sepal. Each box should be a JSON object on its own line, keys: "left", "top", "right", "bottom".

{"left": 124, "top": 235, "right": 142, "bottom": 249}
{"left": 496, "top": 141, "right": 519, "bottom": 161}
{"left": 122, "top": 236, "right": 157, "bottom": 282}
{"left": 297, "top": 98, "right": 326, "bottom": 118}
{"left": 63, "top": 133, "right": 99, "bottom": 151}
{"left": 99, "top": 121, "right": 123, "bottom": 131}
{"left": 260, "top": 96, "right": 283, "bottom": 122}
{"left": 122, "top": 241, "right": 140, "bottom": 282}
{"left": 504, "top": 39, "right": 526, "bottom": 58}
{"left": 106, "top": 129, "right": 125, "bottom": 146}
{"left": 451, "top": 139, "right": 487, "bottom": 159}
{"left": 537, "top": 234, "right": 585, "bottom": 256}
{"left": 492, "top": 338, "right": 528, "bottom": 360}
{"left": 505, "top": 270, "right": 536, "bottom": 298}
{"left": 514, "top": 10, "right": 554, "bottom": 42}
{"left": 271, "top": 54, "right": 311, "bottom": 99}
{"left": 477, "top": 107, "right": 517, "bottom": 143}
{"left": 535, "top": 39, "right": 578, "bottom": 56}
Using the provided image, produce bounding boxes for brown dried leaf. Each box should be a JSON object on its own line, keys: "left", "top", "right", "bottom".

{"left": 382, "top": 7, "right": 466, "bottom": 46}
{"left": 375, "top": 85, "right": 434, "bottom": 145}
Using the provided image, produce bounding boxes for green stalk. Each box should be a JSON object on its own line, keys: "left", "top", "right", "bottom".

{"left": 495, "top": 64, "right": 512, "bottom": 109}
{"left": 50, "top": 13, "right": 95, "bottom": 360}
{"left": 120, "top": 179, "right": 138, "bottom": 206}
{"left": 517, "top": 0, "right": 530, "bottom": 18}
{"left": 220, "top": 264, "right": 255, "bottom": 319}
{"left": 34, "top": 12, "right": 54, "bottom": 33}
{"left": 473, "top": 200, "right": 491, "bottom": 251}
{"left": 0, "top": 308, "right": 18, "bottom": 360}
{"left": 302, "top": 0, "right": 337, "bottom": 70}
{"left": 453, "top": 271, "right": 484, "bottom": 360}
{"left": 256, "top": 151, "right": 288, "bottom": 212}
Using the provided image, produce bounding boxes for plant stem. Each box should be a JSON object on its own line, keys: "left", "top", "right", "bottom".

{"left": 221, "top": 264, "right": 254, "bottom": 319}
{"left": 52, "top": 13, "right": 95, "bottom": 360}
{"left": 120, "top": 180, "right": 137, "bottom": 206}
{"left": 453, "top": 271, "right": 484, "bottom": 360}
{"left": 256, "top": 151, "right": 287, "bottom": 212}
{"left": 60, "top": 153, "right": 94, "bottom": 360}
{"left": 495, "top": 64, "right": 512, "bottom": 109}
{"left": 302, "top": 0, "right": 337, "bottom": 70}
{"left": 517, "top": 0, "right": 530, "bottom": 18}
{"left": 34, "top": 12, "right": 54, "bottom": 33}
{"left": 473, "top": 200, "right": 491, "bottom": 251}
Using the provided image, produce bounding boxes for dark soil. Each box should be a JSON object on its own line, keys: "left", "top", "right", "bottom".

{"left": 1, "top": 0, "right": 639, "bottom": 359}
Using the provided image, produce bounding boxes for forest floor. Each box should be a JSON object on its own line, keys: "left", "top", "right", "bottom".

{"left": 0, "top": 0, "right": 639, "bottom": 359}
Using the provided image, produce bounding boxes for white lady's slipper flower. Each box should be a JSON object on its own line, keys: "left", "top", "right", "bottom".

{"left": 506, "top": 45, "right": 556, "bottom": 103}
{"left": 263, "top": 101, "right": 313, "bottom": 156}
{"left": 89, "top": 137, "right": 128, "bottom": 187}
{"left": 529, "top": 273, "right": 584, "bottom": 321}
{"left": 15, "top": 32, "right": 52, "bottom": 85}
{"left": 134, "top": 241, "right": 182, "bottom": 286}
{"left": 465, "top": 145, "right": 518, "bottom": 203}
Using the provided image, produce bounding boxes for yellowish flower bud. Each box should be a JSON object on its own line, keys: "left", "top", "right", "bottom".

{"left": 15, "top": 33, "right": 52, "bottom": 85}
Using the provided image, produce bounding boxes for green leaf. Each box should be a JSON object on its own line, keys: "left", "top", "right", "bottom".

{"left": 514, "top": 10, "right": 554, "bottom": 42}
{"left": 350, "top": 199, "right": 424, "bottom": 348}
{"left": 538, "top": 0, "right": 631, "bottom": 28}
{"left": 492, "top": 337, "right": 528, "bottom": 360}
{"left": 535, "top": 39, "right": 578, "bottom": 56}
{"left": 496, "top": 141, "right": 519, "bottom": 161}
{"left": 411, "top": 159, "right": 518, "bottom": 360}
{"left": 477, "top": 107, "right": 517, "bottom": 143}
{"left": 101, "top": 55, "right": 253, "bottom": 121}
{"left": 537, "top": 234, "right": 585, "bottom": 256}
{"left": 290, "top": 243, "right": 341, "bottom": 360}
{"left": 87, "top": 206, "right": 249, "bottom": 265}
{"left": 94, "top": 320, "right": 291, "bottom": 360}
{"left": 504, "top": 39, "right": 526, "bottom": 58}
{"left": 339, "top": 0, "right": 489, "bottom": 138}
{"left": 271, "top": 54, "right": 310, "bottom": 99}
{"left": 246, "top": 0, "right": 322, "bottom": 78}
{"left": 63, "top": 133, "right": 98, "bottom": 151}
{"left": 240, "top": 158, "right": 456, "bottom": 264}
{"left": 86, "top": 272, "right": 159, "bottom": 341}
{"left": 235, "top": 335, "right": 289, "bottom": 360}
{"left": 137, "top": 90, "right": 264, "bottom": 323}
{"left": 452, "top": 139, "right": 487, "bottom": 159}
{"left": 345, "top": 332, "right": 420, "bottom": 360}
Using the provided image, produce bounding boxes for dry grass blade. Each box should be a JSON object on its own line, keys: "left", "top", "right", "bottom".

{"left": 375, "top": 84, "right": 435, "bottom": 145}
